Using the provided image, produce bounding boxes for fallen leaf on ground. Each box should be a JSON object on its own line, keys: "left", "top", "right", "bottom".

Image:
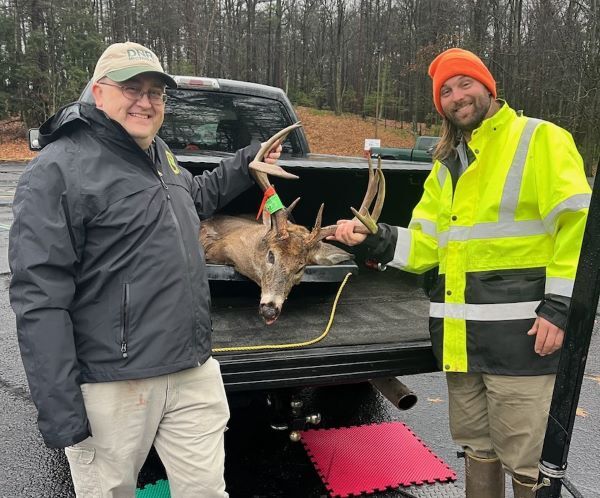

{"left": 295, "top": 106, "right": 435, "bottom": 157}
{"left": 584, "top": 374, "right": 600, "bottom": 385}
{"left": 576, "top": 407, "right": 589, "bottom": 418}
{"left": 0, "top": 139, "right": 36, "bottom": 162}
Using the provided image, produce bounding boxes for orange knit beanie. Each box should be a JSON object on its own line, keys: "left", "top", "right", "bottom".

{"left": 428, "top": 48, "right": 497, "bottom": 115}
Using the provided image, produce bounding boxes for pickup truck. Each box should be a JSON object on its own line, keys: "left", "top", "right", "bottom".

{"left": 371, "top": 135, "right": 440, "bottom": 162}
{"left": 32, "top": 76, "right": 439, "bottom": 432}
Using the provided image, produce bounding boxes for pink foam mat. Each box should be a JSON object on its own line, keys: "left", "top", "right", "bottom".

{"left": 301, "top": 421, "right": 456, "bottom": 497}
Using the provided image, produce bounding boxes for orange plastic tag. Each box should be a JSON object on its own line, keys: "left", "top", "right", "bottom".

{"left": 257, "top": 186, "right": 276, "bottom": 220}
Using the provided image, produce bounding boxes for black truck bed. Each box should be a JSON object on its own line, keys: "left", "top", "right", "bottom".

{"left": 211, "top": 268, "right": 430, "bottom": 349}
{"left": 210, "top": 268, "right": 437, "bottom": 391}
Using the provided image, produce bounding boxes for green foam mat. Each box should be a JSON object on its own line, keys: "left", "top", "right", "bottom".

{"left": 136, "top": 480, "right": 171, "bottom": 498}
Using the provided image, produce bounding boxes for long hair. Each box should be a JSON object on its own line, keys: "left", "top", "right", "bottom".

{"left": 433, "top": 117, "right": 461, "bottom": 163}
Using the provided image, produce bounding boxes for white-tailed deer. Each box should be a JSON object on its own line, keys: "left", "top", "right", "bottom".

{"left": 200, "top": 123, "right": 385, "bottom": 324}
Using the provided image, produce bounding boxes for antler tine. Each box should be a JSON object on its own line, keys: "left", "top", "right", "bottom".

{"left": 307, "top": 203, "right": 325, "bottom": 245}
{"left": 250, "top": 122, "right": 302, "bottom": 191}
{"left": 314, "top": 203, "right": 324, "bottom": 231}
{"left": 350, "top": 156, "right": 385, "bottom": 234}
{"left": 367, "top": 156, "right": 385, "bottom": 221}
{"left": 355, "top": 155, "right": 380, "bottom": 217}
{"left": 254, "top": 121, "right": 302, "bottom": 162}
{"left": 286, "top": 197, "right": 301, "bottom": 216}
{"left": 315, "top": 156, "right": 386, "bottom": 240}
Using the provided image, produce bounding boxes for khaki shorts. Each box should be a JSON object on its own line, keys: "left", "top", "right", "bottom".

{"left": 446, "top": 372, "right": 555, "bottom": 482}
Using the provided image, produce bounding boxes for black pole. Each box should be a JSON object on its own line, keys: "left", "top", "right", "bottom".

{"left": 536, "top": 173, "right": 600, "bottom": 497}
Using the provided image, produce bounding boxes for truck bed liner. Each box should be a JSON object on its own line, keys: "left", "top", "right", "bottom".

{"left": 210, "top": 264, "right": 438, "bottom": 392}
{"left": 211, "top": 268, "right": 430, "bottom": 350}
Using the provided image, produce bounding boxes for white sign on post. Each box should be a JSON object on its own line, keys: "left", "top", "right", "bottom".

{"left": 363, "top": 138, "right": 381, "bottom": 157}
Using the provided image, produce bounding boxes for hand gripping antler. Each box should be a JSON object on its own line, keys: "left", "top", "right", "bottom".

{"left": 250, "top": 122, "right": 302, "bottom": 239}
{"left": 308, "top": 155, "right": 386, "bottom": 244}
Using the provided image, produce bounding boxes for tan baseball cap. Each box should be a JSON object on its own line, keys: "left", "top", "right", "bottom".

{"left": 92, "top": 41, "right": 177, "bottom": 88}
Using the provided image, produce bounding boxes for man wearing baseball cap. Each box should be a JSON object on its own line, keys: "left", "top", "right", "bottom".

{"left": 330, "top": 48, "right": 590, "bottom": 497}
{"left": 9, "top": 41, "right": 280, "bottom": 497}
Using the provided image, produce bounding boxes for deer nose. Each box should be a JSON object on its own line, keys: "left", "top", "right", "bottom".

{"left": 259, "top": 303, "right": 280, "bottom": 324}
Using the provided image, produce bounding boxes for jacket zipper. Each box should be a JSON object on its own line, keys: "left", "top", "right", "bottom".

{"left": 152, "top": 160, "right": 199, "bottom": 353}
{"left": 111, "top": 132, "right": 200, "bottom": 355}
{"left": 120, "top": 283, "right": 130, "bottom": 358}
{"left": 156, "top": 169, "right": 169, "bottom": 190}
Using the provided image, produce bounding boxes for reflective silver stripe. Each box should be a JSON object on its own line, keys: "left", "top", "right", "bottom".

{"left": 437, "top": 219, "right": 547, "bottom": 248}
{"left": 438, "top": 230, "right": 450, "bottom": 248}
{"left": 543, "top": 193, "right": 591, "bottom": 233}
{"left": 430, "top": 301, "right": 539, "bottom": 321}
{"left": 409, "top": 218, "right": 437, "bottom": 238}
{"left": 447, "top": 226, "right": 470, "bottom": 242}
{"left": 437, "top": 166, "right": 448, "bottom": 188}
{"left": 468, "top": 220, "right": 546, "bottom": 239}
{"left": 499, "top": 118, "right": 543, "bottom": 221}
{"left": 388, "top": 227, "right": 412, "bottom": 269}
{"left": 546, "top": 277, "right": 574, "bottom": 297}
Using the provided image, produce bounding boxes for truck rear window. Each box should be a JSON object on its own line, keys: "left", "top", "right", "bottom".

{"left": 160, "top": 90, "right": 302, "bottom": 154}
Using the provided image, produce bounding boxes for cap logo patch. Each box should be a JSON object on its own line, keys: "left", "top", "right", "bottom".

{"left": 127, "top": 49, "right": 156, "bottom": 62}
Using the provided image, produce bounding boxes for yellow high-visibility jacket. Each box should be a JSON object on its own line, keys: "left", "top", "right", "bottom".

{"left": 374, "top": 102, "right": 591, "bottom": 374}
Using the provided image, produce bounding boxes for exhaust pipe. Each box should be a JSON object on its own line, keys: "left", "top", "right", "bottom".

{"left": 369, "top": 377, "right": 417, "bottom": 411}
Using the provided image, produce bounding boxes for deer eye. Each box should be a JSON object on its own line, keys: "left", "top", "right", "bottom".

{"left": 267, "top": 250, "right": 275, "bottom": 264}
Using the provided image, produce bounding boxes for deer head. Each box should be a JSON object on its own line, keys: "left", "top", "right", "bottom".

{"left": 200, "top": 123, "right": 385, "bottom": 325}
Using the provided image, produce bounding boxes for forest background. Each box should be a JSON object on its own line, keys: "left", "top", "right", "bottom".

{"left": 1, "top": 0, "right": 599, "bottom": 173}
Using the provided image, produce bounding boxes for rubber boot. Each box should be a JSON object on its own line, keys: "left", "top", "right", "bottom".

{"left": 465, "top": 453, "right": 505, "bottom": 498}
{"left": 512, "top": 476, "right": 536, "bottom": 497}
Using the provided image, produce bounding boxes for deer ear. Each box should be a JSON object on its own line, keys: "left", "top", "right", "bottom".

{"left": 261, "top": 210, "right": 272, "bottom": 228}
{"left": 309, "top": 242, "right": 354, "bottom": 265}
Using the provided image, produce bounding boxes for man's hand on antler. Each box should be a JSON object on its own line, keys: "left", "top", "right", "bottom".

{"left": 327, "top": 219, "right": 369, "bottom": 246}
{"left": 262, "top": 141, "right": 282, "bottom": 164}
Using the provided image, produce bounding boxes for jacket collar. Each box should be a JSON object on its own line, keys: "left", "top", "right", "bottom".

{"left": 38, "top": 102, "right": 90, "bottom": 147}
{"left": 440, "top": 100, "right": 516, "bottom": 185}
{"left": 471, "top": 99, "right": 516, "bottom": 136}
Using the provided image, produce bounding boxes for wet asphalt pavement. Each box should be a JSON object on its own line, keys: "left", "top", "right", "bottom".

{"left": 1, "top": 162, "right": 599, "bottom": 498}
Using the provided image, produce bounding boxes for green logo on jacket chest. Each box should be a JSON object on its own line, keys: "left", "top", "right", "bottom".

{"left": 165, "top": 150, "right": 180, "bottom": 175}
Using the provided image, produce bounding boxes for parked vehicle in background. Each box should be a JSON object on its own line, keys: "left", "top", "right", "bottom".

{"left": 370, "top": 135, "right": 440, "bottom": 162}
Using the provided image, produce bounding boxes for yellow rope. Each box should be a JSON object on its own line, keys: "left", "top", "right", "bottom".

{"left": 212, "top": 272, "right": 353, "bottom": 353}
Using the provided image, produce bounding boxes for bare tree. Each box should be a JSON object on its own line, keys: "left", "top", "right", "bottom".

{"left": 1, "top": 0, "right": 598, "bottom": 172}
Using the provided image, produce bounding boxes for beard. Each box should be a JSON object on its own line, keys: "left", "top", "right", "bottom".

{"left": 444, "top": 93, "right": 492, "bottom": 132}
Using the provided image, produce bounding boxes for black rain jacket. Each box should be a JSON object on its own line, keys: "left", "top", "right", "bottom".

{"left": 9, "top": 102, "right": 257, "bottom": 448}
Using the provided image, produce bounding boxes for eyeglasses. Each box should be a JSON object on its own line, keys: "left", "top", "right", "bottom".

{"left": 98, "top": 81, "right": 167, "bottom": 104}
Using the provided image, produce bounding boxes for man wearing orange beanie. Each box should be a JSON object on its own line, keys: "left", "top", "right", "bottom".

{"left": 330, "top": 48, "right": 591, "bottom": 498}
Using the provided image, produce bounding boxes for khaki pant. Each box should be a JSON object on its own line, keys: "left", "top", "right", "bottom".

{"left": 65, "top": 357, "right": 230, "bottom": 498}
{"left": 446, "top": 372, "right": 555, "bottom": 483}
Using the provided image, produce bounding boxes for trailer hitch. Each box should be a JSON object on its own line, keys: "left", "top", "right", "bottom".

{"left": 265, "top": 391, "right": 321, "bottom": 442}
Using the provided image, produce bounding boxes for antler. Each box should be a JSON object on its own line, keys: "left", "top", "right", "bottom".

{"left": 350, "top": 155, "right": 385, "bottom": 233}
{"left": 250, "top": 122, "right": 302, "bottom": 239}
{"left": 308, "top": 155, "right": 386, "bottom": 244}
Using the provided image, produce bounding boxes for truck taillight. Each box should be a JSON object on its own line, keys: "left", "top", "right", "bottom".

{"left": 173, "top": 76, "right": 220, "bottom": 89}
